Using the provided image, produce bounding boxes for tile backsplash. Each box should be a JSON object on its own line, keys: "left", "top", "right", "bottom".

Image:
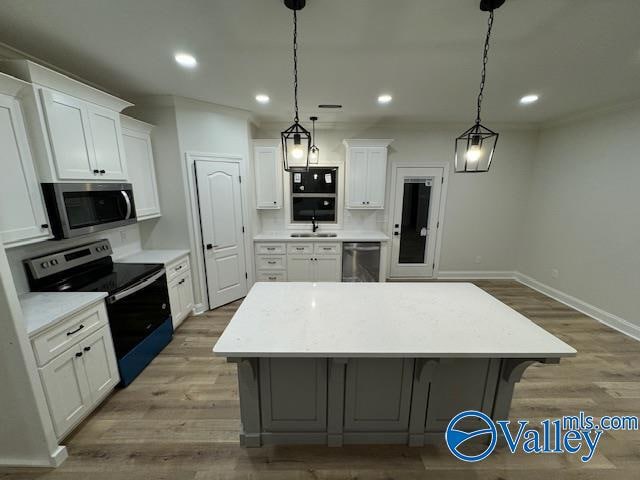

{"left": 6, "top": 223, "right": 142, "bottom": 294}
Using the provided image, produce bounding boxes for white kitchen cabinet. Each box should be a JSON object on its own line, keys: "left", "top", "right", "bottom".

{"left": 0, "top": 60, "right": 133, "bottom": 183}
{"left": 287, "top": 256, "right": 314, "bottom": 281}
{"left": 256, "top": 242, "right": 341, "bottom": 282}
{"left": 344, "top": 139, "right": 393, "bottom": 209}
{"left": 0, "top": 80, "right": 50, "bottom": 247}
{"left": 314, "top": 255, "right": 342, "bottom": 282}
{"left": 40, "top": 89, "right": 95, "bottom": 180}
{"left": 86, "top": 103, "right": 127, "bottom": 180}
{"left": 39, "top": 344, "right": 92, "bottom": 438}
{"left": 167, "top": 255, "right": 194, "bottom": 329}
{"left": 121, "top": 116, "right": 161, "bottom": 220}
{"left": 32, "top": 301, "right": 120, "bottom": 440}
{"left": 253, "top": 140, "right": 282, "bottom": 209}
{"left": 81, "top": 328, "right": 120, "bottom": 402}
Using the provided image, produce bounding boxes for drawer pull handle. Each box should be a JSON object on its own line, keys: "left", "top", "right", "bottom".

{"left": 179, "top": 279, "right": 185, "bottom": 285}
{"left": 176, "top": 265, "right": 183, "bottom": 270}
{"left": 268, "top": 276, "right": 277, "bottom": 280}
{"left": 323, "top": 247, "right": 331, "bottom": 250}
{"left": 267, "top": 261, "right": 276, "bottom": 265}
{"left": 266, "top": 247, "right": 276, "bottom": 251}
{"left": 75, "top": 352, "right": 83, "bottom": 358}
{"left": 296, "top": 247, "right": 304, "bottom": 250}
{"left": 67, "top": 324, "right": 85, "bottom": 336}
{"left": 84, "top": 346, "right": 91, "bottom": 352}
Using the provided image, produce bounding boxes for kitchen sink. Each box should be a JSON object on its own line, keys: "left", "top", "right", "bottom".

{"left": 290, "top": 233, "right": 338, "bottom": 238}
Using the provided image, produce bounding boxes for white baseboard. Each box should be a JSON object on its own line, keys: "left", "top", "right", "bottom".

{"left": 0, "top": 446, "right": 67, "bottom": 468}
{"left": 436, "top": 270, "right": 516, "bottom": 280}
{"left": 514, "top": 272, "right": 640, "bottom": 342}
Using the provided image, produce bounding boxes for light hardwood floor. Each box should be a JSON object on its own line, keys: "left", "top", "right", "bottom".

{"left": 1, "top": 280, "right": 639, "bottom": 479}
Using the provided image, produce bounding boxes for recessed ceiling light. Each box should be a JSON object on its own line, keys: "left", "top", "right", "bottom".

{"left": 174, "top": 53, "right": 197, "bottom": 68}
{"left": 519, "top": 94, "right": 539, "bottom": 105}
{"left": 378, "top": 94, "right": 393, "bottom": 104}
{"left": 255, "top": 94, "right": 270, "bottom": 104}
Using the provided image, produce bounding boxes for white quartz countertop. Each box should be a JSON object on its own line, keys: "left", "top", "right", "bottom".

{"left": 20, "top": 291, "right": 108, "bottom": 337}
{"left": 254, "top": 231, "right": 389, "bottom": 242}
{"left": 116, "top": 249, "right": 190, "bottom": 265}
{"left": 213, "top": 283, "right": 576, "bottom": 358}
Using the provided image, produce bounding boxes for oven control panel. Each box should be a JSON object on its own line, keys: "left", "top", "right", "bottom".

{"left": 24, "top": 239, "right": 113, "bottom": 280}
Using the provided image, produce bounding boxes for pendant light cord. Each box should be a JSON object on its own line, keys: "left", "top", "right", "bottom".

{"left": 476, "top": 10, "right": 494, "bottom": 124}
{"left": 292, "top": 8, "right": 300, "bottom": 123}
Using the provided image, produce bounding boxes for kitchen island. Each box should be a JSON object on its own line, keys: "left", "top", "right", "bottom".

{"left": 213, "top": 282, "right": 576, "bottom": 447}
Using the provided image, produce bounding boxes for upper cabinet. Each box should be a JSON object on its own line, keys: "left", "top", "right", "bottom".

{"left": 253, "top": 140, "right": 283, "bottom": 209}
{"left": 343, "top": 139, "right": 393, "bottom": 209}
{"left": 0, "top": 74, "right": 51, "bottom": 247}
{"left": 121, "top": 115, "right": 161, "bottom": 221}
{"left": 0, "top": 60, "right": 132, "bottom": 183}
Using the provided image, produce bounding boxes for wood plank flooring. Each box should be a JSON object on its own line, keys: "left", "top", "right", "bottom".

{"left": 2, "top": 280, "right": 639, "bottom": 479}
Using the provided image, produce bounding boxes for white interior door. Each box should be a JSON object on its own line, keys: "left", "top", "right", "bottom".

{"left": 196, "top": 160, "right": 248, "bottom": 309}
{"left": 389, "top": 167, "right": 443, "bottom": 278}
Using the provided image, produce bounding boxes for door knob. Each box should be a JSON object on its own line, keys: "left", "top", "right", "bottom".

{"left": 93, "top": 169, "right": 99, "bottom": 174}
{"left": 206, "top": 244, "right": 213, "bottom": 250}
{"left": 394, "top": 232, "right": 399, "bottom": 236}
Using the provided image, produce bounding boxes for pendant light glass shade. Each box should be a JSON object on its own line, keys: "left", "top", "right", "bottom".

{"left": 455, "top": 123, "right": 498, "bottom": 173}
{"left": 309, "top": 116, "right": 319, "bottom": 164}
{"left": 281, "top": 121, "right": 311, "bottom": 172}
{"left": 281, "top": 1, "right": 310, "bottom": 172}
{"left": 455, "top": 1, "right": 503, "bottom": 173}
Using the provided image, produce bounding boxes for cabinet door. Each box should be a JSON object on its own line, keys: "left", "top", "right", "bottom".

{"left": 39, "top": 347, "right": 92, "bottom": 438}
{"left": 122, "top": 128, "right": 161, "bottom": 219}
{"left": 287, "top": 256, "right": 314, "bottom": 281}
{"left": 346, "top": 147, "right": 369, "bottom": 208}
{"left": 87, "top": 104, "right": 128, "bottom": 180}
{"left": 178, "top": 273, "right": 195, "bottom": 321}
{"left": 366, "top": 148, "right": 387, "bottom": 208}
{"left": 254, "top": 145, "right": 282, "bottom": 209}
{"left": 40, "top": 89, "right": 96, "bottom": 180}
{"left": 314, "top": 255, "right": 341, "bottom": 282}
{"left": 0, "top": 94, "right": 49, "bottom": 246}
{"left": 168, "top": 278, "right": 182, "bottom": 329}
{"left": 81, "top": 327, "right": 120, "bottom": 402}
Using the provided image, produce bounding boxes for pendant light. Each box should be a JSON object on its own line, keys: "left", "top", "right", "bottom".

{"left": 281, "top": 0, "right": 311, "bottom": 173}
{"left": 454, "top": 0, "right": 505, "bottom": 173}
{"left": 309, "top": 116, "right": 319, "bottom": 164}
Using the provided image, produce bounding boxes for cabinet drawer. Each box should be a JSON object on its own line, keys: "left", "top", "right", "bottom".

{"left": 256, "top": 243, "right": 286, "bottom": 255}
{"left": 31, "top": 302, "right": 107, "bottom": 367}
{"left": 314, "top": 243, "right": 340, "bottom": 255}
{"left": 287, "top": 243, "right": 313, "bottom": 255}
{"left": 256, "top": 255, "right": 286, "bottom": 270}
{"left": 257, "top": 272, "right": 287, "bottom": 282}
{"left": 167, "top": 256, "right": 190, "bottom": 282}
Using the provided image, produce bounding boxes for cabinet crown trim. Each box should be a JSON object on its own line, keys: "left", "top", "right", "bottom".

{"left": 0, "top": 71, "right": 30, "bottom": 97}
{"left": 0, "top": 60, "right": 133, "bottom": 112}
{"left": 343, "top": 139, "right": 394, "bottom": 148}
{"left": 120, "top": 114, "right": 154, "bottom": 133}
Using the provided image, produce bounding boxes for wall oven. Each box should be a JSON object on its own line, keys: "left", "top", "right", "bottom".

{"left": 42, "top": 183, "right": 137, "bottom": 239}
{"left": 291, "top": 167, "right": 337, "bottom": 223}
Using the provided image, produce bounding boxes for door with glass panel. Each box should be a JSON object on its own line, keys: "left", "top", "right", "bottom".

{"left": 389, "top": 167, "right": 443, "bottom": 278}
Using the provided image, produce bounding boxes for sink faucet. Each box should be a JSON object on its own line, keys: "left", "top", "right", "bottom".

{"left": 311, "top": 217, "right": 319, "bottom": 233}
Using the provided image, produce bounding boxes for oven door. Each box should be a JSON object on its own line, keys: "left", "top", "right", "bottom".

{"left": 43, "top": 183, "right": 137, "bottom": 238}
{"left": 105, "top": 269, "right": 170, "bottom": 359}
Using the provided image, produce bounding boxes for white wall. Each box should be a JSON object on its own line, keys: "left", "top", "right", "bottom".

{"left": 517, "top": 104, "right": 640, "bottom": 330}
{"left": 255, "top": 122, "right": 537, "bottom": 273}
{"left": 0, "top": 242, "right": 65, "bottom": 467}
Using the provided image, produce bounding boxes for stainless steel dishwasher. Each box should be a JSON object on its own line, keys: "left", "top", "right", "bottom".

{"left": 342, "top": 242, "right": 381, "bottom": 282}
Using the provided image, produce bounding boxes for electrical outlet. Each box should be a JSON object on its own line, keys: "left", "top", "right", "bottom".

{"left": 475, "top": 255, "right": 482, "bottom": 264}
{"left": 551, "top": 268, "right": 559, "bottom": 279}
{"left": 120, "top": 229, "right": 127, "bottom": 242}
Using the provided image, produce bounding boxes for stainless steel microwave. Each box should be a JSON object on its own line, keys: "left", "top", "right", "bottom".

{"left": 42, "top": 183, "right": 137, "bottom": 239}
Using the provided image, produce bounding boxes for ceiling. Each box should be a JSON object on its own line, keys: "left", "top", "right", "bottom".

{"left": 1, "top": 0, "right": 640, "bottom": 125}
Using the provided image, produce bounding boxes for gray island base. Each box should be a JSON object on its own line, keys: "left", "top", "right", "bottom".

{"left": 213, "top": 283, "right": 576, "bottom": 447}
{"left": 228, "top": 356, "right": 559, "bottom": 447}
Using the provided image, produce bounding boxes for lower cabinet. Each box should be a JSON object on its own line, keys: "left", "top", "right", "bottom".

{"left": 167, "top": 256, "right": 195, "bottom": 329}
{"left": 255, "top": 242, "right": 342, "bottom": 282}
{"left": 37, "top": 316, "right": 119, "bottom": 440}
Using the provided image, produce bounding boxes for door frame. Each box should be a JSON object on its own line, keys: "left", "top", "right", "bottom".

{"left": 386, "top": 161, "right": 449, "bottom": 279}
{"left": 185, "top": 152, "right": 254, "bottom": 311}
